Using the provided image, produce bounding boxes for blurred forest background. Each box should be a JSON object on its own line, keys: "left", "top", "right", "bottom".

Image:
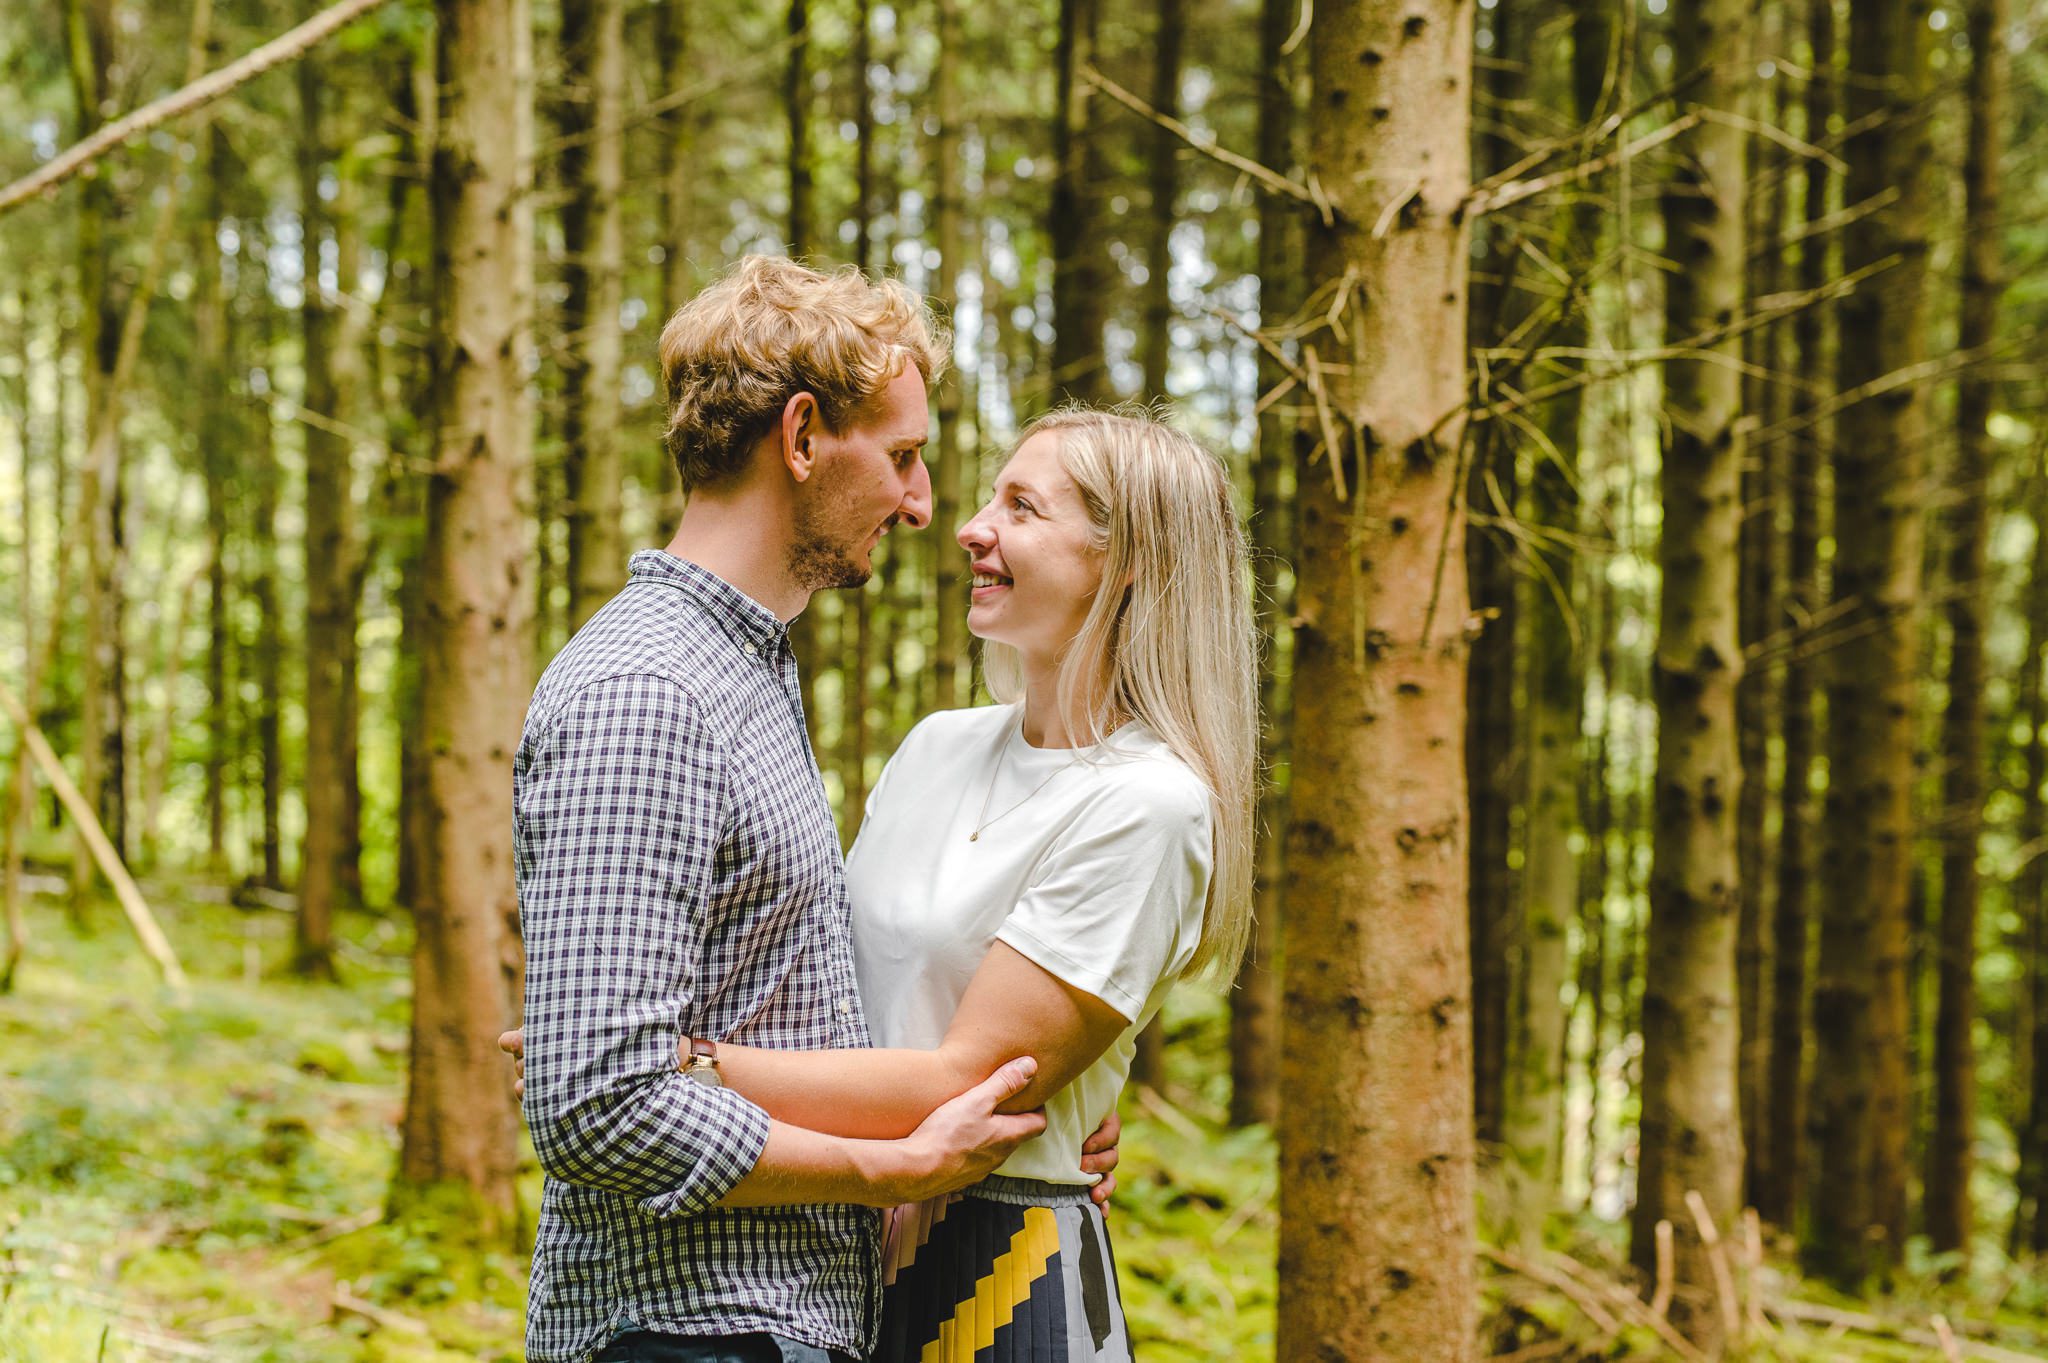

{"left": 3, "top": 0, "right": 2048, "bottom": 1358}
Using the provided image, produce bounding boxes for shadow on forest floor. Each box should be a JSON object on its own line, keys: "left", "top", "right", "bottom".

{"left": 0, "top": 884, "right": 2042, "bottom": 1361}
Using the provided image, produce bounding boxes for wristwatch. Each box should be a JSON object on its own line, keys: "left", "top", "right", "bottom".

{"left": 681, "top": 1036, "right": 722, "bottom": 1087}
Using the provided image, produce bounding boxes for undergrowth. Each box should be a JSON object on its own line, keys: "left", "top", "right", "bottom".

{"left": 1, "top": 885, "right": 2042, "bottom": 1361}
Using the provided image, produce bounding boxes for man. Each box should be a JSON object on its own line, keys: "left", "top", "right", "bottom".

{"left": 510, "top": 257, "right": 1113, "bottom": 1363}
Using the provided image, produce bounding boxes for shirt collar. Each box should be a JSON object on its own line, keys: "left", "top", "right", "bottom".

{"left": 628, "top": 549, "right": 788, "bottom": 656}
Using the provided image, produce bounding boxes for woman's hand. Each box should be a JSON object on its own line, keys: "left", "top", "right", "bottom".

{"left": 1081, "top": 1107, "right": 1120, "bottom": 1209}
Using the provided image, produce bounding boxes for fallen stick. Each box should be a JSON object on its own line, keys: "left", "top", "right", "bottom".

{"left": 1534, "top": 1246, "right": 1709, "bottom": 1363}
{"left": 1684, "top": 1189, "right": 1742, "bottom": 1342}
{"left": 1479, "top": 1245, "right": 1623, "bottom": 1336}
{"left": 331, "top": 1282, "right": 430, "bottom": 1335}
{"left": 1770, "top": 1298, "right": 2046, "bottom": 1363}
{"left": 0, "top": 678, "right": 189, "bottom": 992}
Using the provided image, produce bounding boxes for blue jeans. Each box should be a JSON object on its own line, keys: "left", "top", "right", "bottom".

{"left": 592, "top": 1331, "right": 857, "bottom": 1363}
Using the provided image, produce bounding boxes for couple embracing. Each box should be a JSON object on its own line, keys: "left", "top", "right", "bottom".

{"left": 502, "top": 255, "right": 1258, "bottom": 1363}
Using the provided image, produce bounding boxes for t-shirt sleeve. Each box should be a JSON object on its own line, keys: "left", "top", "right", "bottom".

{"left": 994, "top": 766, "right": 1214, "bottom": 1022}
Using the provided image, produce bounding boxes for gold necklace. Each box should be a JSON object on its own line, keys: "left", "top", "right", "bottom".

{"left": 968, "top": 717, "right": 1086, "bottom": 842}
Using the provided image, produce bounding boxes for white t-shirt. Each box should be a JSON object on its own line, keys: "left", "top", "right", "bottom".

{"left": 844, "top": 703, "right": 1214, "bottom": 1185}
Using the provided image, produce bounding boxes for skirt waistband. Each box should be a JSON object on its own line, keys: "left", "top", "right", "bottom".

{"left": 962, "top": 1174, "right": 1100, "bottom": 1207}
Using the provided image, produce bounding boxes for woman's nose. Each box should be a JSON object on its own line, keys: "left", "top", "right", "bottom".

{"left": 957, "top": 505, "right": 993, "bottom": 552}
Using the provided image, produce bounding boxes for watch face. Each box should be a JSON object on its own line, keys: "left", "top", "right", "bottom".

{"left": 683, "top": 1061, "right": 722, "bottom": 1087}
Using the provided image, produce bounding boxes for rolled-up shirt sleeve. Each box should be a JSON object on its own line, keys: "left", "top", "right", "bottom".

{"left": 516, "top": 672, "right": 771, "bottom": 1217}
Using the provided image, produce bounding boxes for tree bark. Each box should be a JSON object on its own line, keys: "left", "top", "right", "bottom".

{"left": 1630, "top": 0, "right": 1747, "bottom": 1346}
{"left": 1278, "top": 3, "right": 1476, "bottom": 1358}
{"left": 560, "top": 0, "right": 626, "bottom": 630}
{"left": 1050, "top": 0, "right": 1109, "bottom": 406}
{"left": 1760, "top": 0, "right": 1833, "bottom": 1231}
{"left": 1138, "top": 0, "right": 1183, "bottom": 404}
{"left": 394, "top": 0, "right": 534, "bottom": 1243}
{"left": 1807, "top": 0, "right": 1931, "bottom": 1288}
{"left": 1927, "top": 0, "right": 2008, "bottom": 1257}
{"left": 1229, "top": 0, "right": 1298, "bottom": 1133}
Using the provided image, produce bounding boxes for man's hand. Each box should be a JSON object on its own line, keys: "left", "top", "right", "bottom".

{"left": 500, "top": 1027, "right": 525, "bottom": 1098}
{"left": 894, "top": 1057, "right": 1049, "bottom": 1203}
{"left": 1080, "top": 1107, "right": 1120, "bottom": 1209}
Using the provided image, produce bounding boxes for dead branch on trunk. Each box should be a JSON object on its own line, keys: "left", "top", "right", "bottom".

{"left": 0, "top": 0, "right": 392, "bottom": 217}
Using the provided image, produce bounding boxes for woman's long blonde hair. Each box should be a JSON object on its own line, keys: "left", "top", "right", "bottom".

{"left": 982, "top": 408, "right": 1259, "bottom": 981}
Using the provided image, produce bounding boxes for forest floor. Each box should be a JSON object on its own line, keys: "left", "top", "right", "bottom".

{"left": 0, "top": 883, "right": 2043, "bottom": 1362}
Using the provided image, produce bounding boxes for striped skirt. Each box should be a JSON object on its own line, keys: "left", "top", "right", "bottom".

{"left": 875, "top": 1175, "right": 1132, "bottom": 1363}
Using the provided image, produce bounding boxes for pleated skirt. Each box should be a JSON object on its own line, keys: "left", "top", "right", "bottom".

{"left": 874, "top": 1175, "right": 1133, "bottom": 1363}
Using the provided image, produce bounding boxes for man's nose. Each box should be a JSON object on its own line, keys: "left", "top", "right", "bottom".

{"left": 896, "top": 457, "right": 933, "bottom": 530}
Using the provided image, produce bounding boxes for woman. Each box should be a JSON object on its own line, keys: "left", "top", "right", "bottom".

{"left": 727, "top": 407, "right": 1257, "bottom": 1362}
{"left": 517, "top": 408, "right": 1257, "bottom": 1362}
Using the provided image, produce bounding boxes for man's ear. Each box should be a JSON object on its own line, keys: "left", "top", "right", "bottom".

{"left": 780, "top": 392, "right": 820, "bottom": 483}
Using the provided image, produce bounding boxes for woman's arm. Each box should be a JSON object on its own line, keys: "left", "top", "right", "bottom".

{"left": 712, "top": 942, "right": 1132, "bottom": 1139}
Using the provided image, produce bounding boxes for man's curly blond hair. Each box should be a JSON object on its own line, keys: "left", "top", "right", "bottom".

{"left": 658, "top": 256, "right": 950, "bottom": 492}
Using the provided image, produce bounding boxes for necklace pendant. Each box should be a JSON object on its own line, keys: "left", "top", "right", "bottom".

{"left": 968, "top": 831, "right": 979, "bottom": 842}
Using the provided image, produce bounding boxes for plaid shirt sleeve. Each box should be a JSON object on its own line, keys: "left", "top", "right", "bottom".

{"left": 517, "top": 672, "right": 773, "bottom": 1218}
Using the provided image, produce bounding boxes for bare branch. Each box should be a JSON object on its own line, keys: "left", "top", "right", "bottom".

{"left": 1080, "top": 64, "right": 1329, "bottom": 224}
{"left": 0, "top": 0, "right": 392, "bottom": 218}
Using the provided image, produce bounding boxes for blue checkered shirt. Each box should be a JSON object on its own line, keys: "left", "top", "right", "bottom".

{"left": 516, "top": 549, "right": 880, "bottom": 1363}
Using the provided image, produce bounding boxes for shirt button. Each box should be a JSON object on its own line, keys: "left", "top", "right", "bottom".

{"left": 743, "top": 641, "right": 759, "bottom": 656}
{"left": 836, "top": 998, "right": 852, "bottom": 1016}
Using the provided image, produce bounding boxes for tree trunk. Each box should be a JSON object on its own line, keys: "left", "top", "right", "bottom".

{"left": 929, "top": 0, "right": 967, "bottom": 713}
{"left": 1229, "top": 0, "right": 1297, "bottom": 1133}
{"left": 786, "top": 0, "right": 811, "bottom": 257}
{"left": 1760, "top": 0, "right": 1833, "bottom": 1231}
{"left": 66, "top": 0, "right": 127, "bottom": 908}
{"left": 1735, "top": 7, "right": 1784, "bottom": 1211}
{"left": 252, "top": 286, "right": 287, "bottom": 893}
{"left": 2, "top": 288, "right": 33, "bottom": 992}
{"left": 1630, "top": 0, "right": 1747, "bottom": 1346}
{"left": 841, "top": 0, "right": 877, "bottom": 841}
{"left": 395, "top": 0, "right": 534, "bottom": 1243}
{"left": 1463, "top": 0, "right": 1524, "bottom": 1156}
{"left": 1927, "top": 0, "right": 2008, "bottom": 1257}
{"left": 296, "top": 54, "right": 361, "bottom": 979}
{"left": 1504, "top": 0, "right": 1606, "bottom": 1236}
{"left": 1139, "top": 0, "right": 1183, "bottom": 404}
{"left": 653, "top": 0, "right": 694, "bottom": 536}
{"left": 1050, "top": 0, "right": 1108, "bottom": 406}
{"left": 1806, "top": 0, "right": 1931, "bottom": 1288}
{"left": 2025, "top": 460, "right": 2048, "bottom": 1253}
{"left": 561, "top": 0, "right": 626, "bottom": 631}
{"left": 198, "top": 121, "right": 233, "bottom": 875}
{"left": 1278, "top": 3, "right": 1476, "bottom": 1358}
